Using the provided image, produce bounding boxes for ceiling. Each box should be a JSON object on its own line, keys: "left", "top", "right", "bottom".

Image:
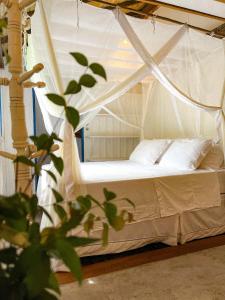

{"left": 83, "top": 0, "right": 225, "bottom": 37}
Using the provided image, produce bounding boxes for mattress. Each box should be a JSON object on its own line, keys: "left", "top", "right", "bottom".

{"left": 81, "top": 160, "right": 225, "bottom": 194}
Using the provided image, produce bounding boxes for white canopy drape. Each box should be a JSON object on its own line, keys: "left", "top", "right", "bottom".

{"left": 30, "top": 1, "right": 225, "bottom": 202}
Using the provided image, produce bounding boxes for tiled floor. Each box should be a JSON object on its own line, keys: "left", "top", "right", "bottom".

{"left": 61, "top": 245, "right": 225, "bottom": 300}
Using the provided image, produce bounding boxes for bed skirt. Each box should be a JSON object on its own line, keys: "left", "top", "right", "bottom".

{"left": 53, "top": 194, "right": 225, "bottom": 272}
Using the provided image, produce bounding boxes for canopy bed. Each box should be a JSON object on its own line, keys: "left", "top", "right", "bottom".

{"left": 1, "top": 0, "right": 225, "bottom": 266}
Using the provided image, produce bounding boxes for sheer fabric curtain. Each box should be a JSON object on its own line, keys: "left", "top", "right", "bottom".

{"left": 31, "top": 1, "right": 144, "bottom": 200}
{"left": 141, "top": 29, "right": 225, "bottom": 144}
{"left": 30, "top": 1, "right": 225, "bottom": 213}
{"left": 116, "top": 9, "right": 225, "bottom": 152}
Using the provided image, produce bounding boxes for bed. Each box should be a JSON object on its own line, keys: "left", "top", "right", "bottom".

{"left": 38, "top": 159, "right": 225, "bottom": 261}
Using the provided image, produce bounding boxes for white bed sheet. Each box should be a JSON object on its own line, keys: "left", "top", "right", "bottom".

{"left": 81, "top": 160, "right": 225, "bottom": 194}
{"left": 81, "top": 160, "right": 222, "bottom": 183}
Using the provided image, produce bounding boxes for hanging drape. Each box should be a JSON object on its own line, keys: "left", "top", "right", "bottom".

{"left": 30, "top": 1, "right": 225, "bottom": 205}
{"left": 31, "top": 1, "right": 188, "bottom": 200}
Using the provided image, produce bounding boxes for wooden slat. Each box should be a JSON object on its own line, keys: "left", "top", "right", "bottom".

{"left": 84, "top": 0, "right": 225, "bottom": 38}
{"left": 85, "top": 0, "right": 225, "bottom": 22}
{"left": 57, "top": 234, "right": 225, "bottom": 285}
{"left": 134, "top": 0, "right": 225, "bottom": 22}
{"left": 213, "top": 23, "right": 225, "bottom": 37}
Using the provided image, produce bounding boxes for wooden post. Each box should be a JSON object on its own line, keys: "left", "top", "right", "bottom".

{"left": 0, "top": 0, "right": 56, "bottom": 194}
{"left": 7, "top": 0, "right": 31, "bottom": 193}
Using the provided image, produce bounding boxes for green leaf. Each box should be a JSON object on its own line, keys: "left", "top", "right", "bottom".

{"left": 0, "top": 224, "right": 29, "bottom": 247}
{"left": 112, "top": 215, "right": 125, "bottom": 231}
{"left": 30, "top": 134, "right": 54, "bottom": 152}
{"left": 26, "top": 194, "right": 38, "bottom": 220}
{"left": 83, "top": 213, "right": 95, "bottom": 235}
{"left": 65, "top": 106, "right": 80, "bottom": 130}
{"left": 103, "top": 188, "right": 116, "bottom": 201}
{"left": 52, "top": 189, "right": 64, "bottom": 203}
{"left": 64, "top": 80, "right": 81, "bottom": 95}
{"left": 85, "top": 194, "right": 103, "bottom": 210}
{"left": 70, "top": 52, "right": 88, "bottom": 66}
{"left": 102, "top": 223, "right": 109, "bottom": 247}
{"left": 67, "top": 236, "right": 98, "bottom": 247}
{"left": 60, "top": 207, "right": 85, "bottom": 233}
{"left": 14, "top": 156, "right": 35, "bottom": 167}
{"left": 104, "top": 202, "right": 117, "bottom": 226}
{"left": 54, "top": 238, "right": 82, "bottom": 284}
{"left": 89, "top": 63, "right": 107, "bottom": 80}
{"left": 29, "top": 223, "right": 40, "bottom": 244}
{"left": 53, "top": 204, "right": 67, "bottom": 222}
{"left": 79, "top": 74, "right": 97, "bottom": 88}
{"left": 46, "top": 170, "right": 57, "bottom": 184}
{"left": 39, "top": 207, "right": 54, "bottom": 225}
{"left": 77, "top": 196, "right": 92, "bottom": 212}
{"left": 46, "top": 94, "right": 66, "bottom": 107}
{"left": 0, "top": 194, "right": 25, "bottom": 219}
{"left": 51, "top": 132, "right": 63, "bottom": 142}
{"left": 0, "top": 18, "right": 7, "bottom": 33}
{"left": 19, "top": 245, "right": 51, "bottom": 298}
{"left": 48, "top": 272, "right": 60, "bottom": 296}
{"left": 50, "top": 154, "right": 64, "bottom": 175}
{"left": 40, "top": 227, "right": 55, "bottom": 246}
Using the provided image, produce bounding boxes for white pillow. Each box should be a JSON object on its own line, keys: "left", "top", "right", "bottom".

{"left": 159, "top": 138, "right": 212, "bottom": 170}
{"left": 129, "top": 139, "right": 171, "bottom": 165}
{"left": 199, "top": 144, "right": 224, "bottom": 170}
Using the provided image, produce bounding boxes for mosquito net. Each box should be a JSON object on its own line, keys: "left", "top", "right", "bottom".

{"left": 30, "top": 0, "right": 225, "bottom": 200}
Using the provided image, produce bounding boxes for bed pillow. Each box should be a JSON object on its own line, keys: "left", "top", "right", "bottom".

{"left": 159, "top": 138, "right": 212, "bottom": 170}
{"left": 199, "top": 144, "right": 224, "bottom": 170}
{"left": 129, "top": 139, "right": 171, "bottom": 165}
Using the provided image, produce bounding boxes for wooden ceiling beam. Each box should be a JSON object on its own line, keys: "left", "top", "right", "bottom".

{"left": 138, "top": 0, "right": 225, "bottom": 22}
{"left": 83, "top": 0, "right": 225, "bottom": 38}
{"left": 141, "top": 3, "right": 159, "bottom": 14}
{"left": 83, "top": 0, "right": 149, "bottom": 17}
{"left": 212, "top": 22, "right": 225, "bottom": 37}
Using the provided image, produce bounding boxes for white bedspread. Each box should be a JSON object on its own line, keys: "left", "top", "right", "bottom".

{"left": 38, "top": 161, "right": 221, "bottom": 228}
{"left": 80, "top": 160, "right": 216, "bottom": 183}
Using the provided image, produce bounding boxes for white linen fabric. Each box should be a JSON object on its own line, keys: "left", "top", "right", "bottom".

{"left": 129, "top": 139, "right": 171, "bottom": 165}
{"left": 199, "top": 144, "right": 224, "bottom": 170}
{"left": 159, "top": 139, "right": 212, "bottom": 170}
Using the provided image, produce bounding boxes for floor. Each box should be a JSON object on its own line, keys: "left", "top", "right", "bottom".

{"left": 61, "top": 244, "right": 225, "bottom": 300}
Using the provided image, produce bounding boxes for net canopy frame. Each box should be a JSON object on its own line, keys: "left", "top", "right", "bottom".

{"left": 28, "top": 0, "right": 225, "bottom": 202}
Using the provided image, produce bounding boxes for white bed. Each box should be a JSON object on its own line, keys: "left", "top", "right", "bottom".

{"left": 38, "top": 160, "right": 225, "bottom": 263}
{"left": 73, "top": 161, "right": 225, "bottom": 256}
